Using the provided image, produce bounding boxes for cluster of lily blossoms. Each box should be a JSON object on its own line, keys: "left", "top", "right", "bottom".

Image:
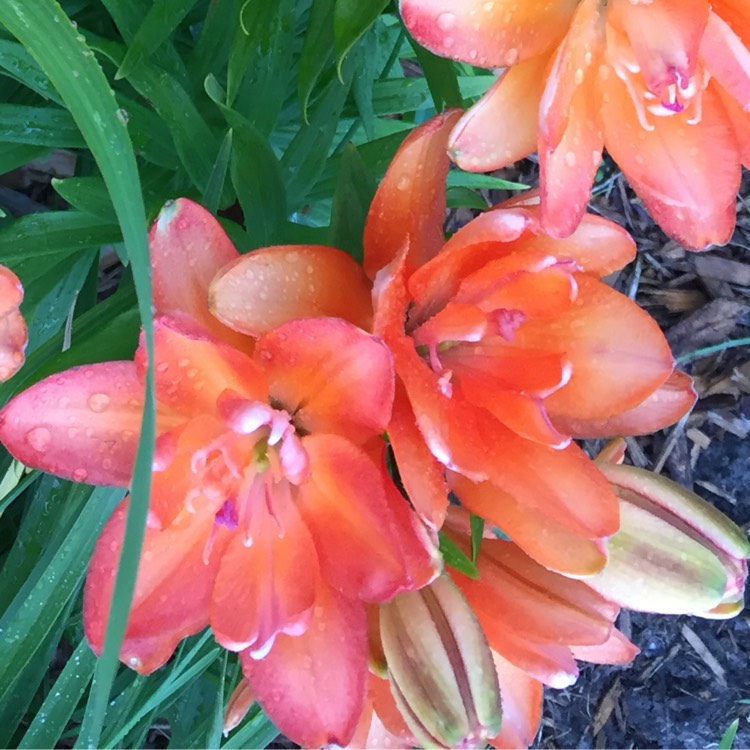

{"left": 401, "top": 0, "right": 750, "bottom": 249}
{"left": 0, "top": 112, "right": 748, "bottom": 749}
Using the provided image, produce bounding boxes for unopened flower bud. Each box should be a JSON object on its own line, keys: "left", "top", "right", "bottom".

{"left": 223, "top": 679, "right": 255, "bottom": 736}
{"left": 589, "top": 464, "right": 750, "bottom": 617}
{"left": 379, "top": 574, "right": 502, "bottom": 748}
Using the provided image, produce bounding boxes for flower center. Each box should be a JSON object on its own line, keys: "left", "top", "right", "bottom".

{"left": 162, "top": 392, "right": 310, "bottom": 559}
{"left": 605, "top": 27, "right": 708, "bottom": 130}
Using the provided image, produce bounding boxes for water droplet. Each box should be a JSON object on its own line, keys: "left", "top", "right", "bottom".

{"left": 116, "top": 108, "right": 129, "bottom": 124}
{"left": 564, "top": 151, "right": 577, "bottom": 167}
{"left": 72, "top": 468, "right": 89, "bottom": 482}
{"left": 87, "top": 393, "right": 111, "bottom": 412}
{"left": 437, "top": 12, "right": 456, "bottom": 30}
{"left": 26, "top": 427, "right": 51, "bottom": 452}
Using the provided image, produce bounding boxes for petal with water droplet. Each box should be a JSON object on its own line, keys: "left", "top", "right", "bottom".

{"left": 255, "top": 318, "right": 394, "bottom": 444}
{"left": 400, "top": 0, "right": 578, "bottom": 67}
{"left": 0, "top": 361, "right": 145, "bottom": 486}
{"left": 241, "top": 581, "right": 368, "bottom": 748}
{"left": 209, "top": 245, "right": 372, "bottom": 337}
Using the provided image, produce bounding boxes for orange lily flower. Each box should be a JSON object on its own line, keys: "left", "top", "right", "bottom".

{"left": 363, "top": 112, "right": 694, "bottom": 574}
{"left": 0, "top": 199, "right": 438, "bottom": 748}
{"left": 0, "top": 265, "right": 27, "bottom": 381}
{"left": 401, "top": 0, "right": 750, "bottom": 248}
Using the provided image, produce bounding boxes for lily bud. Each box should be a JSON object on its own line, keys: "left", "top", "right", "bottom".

{"left": 588, "top": 464, "right": 750, "bottom": 618}
{"left": 379, "top": 574, "right": 502, "bottom": 748}
{"left": 222, "top": 679, "right": 255, "bottom": 736}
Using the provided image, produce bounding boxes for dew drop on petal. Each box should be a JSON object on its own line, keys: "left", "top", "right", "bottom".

{"left": 87, "top": 393, "right": 111, "bottom": 412}
{"left": 436, "top": 11, "right": 456, "bottom": 30}
{"left": 26, "top": 427, "right": 51, "bottom": 452}
{"left": 72, "top": 468, "right": 89, "bottom": 482}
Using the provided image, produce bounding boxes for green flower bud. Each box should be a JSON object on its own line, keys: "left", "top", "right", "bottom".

{"left": 379, "top": 574, "right": 502, "bottom": 748}
{"left": 589, "top": 464, "right": 750, "bottom": 617}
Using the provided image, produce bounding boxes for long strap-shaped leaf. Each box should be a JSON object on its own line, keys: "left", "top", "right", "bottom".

{"left": 0, "top": 2, "right": 156, "bottom": 748}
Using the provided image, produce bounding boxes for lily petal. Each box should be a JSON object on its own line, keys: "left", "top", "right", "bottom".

{"left": 0, "top": 266, "right": 27, "bottom": 380}
{"left": 515, "top": 208, "right": 637, "bottom": 277}
{"left": 551, "top": 370, "right": 696, "bottom": 438}
{"left": 400, "top": 0, "right": 578, "bottom": 67}
{"left": 450, "top": 410, "right": 620, "bottom": 540}
{"left": 539, "top": 0, "right": 605, "bottom": 237}
{"left": 0, "top": 309, "right": 27, "bottom": 382}
{"left": 211, "top": 502, "right": 318, "bottom": 654}
{"left": 701, "top": 11, "right": 750, "bottom": 109}
{"left": 516, "top": 275, "right": 674, "bottom": 421}
{"left": 241, "top": 582, "right": 368, "bottom": 748}
{"left": 716, "top": 82, "right": 750, "bottom": 167}
{"left": 150, "top": 198, "right": 246, "bottom": 347}
{"left": 296, "top": 434, "right": 410, "bottom": 601}
{"left": 570, "top": 628, "right": 639, "bottom": 665}
{"left": 209, "top": 245, "right": 372, "bottom": 336}
{"left": 0, "top": 362, "right": 144, "bottom": 486}
{"left": 449, "top": 472, "right": 608, "bottom": 577}
{"left": 608, "top": 0, "right": 708, "bottom": 95}
{"left": 489, "top": 652, "right": 543, "bottom": 750}
{"left": 364, "top": 110, "right": 461, "bottom": 278}
{"left": 255, "top": 318, "right": 394, "bottom": 443}
{"left": 476, "top": 613, "right": 580, "bottom": 688}
{"left": 84, "top": 500, "right": 226, "bottom": 674}
{"left": 135, "top": 316, "right": 266, "bottom": 418}
{"left": 449, "top": 57, "right": 546, "bottom": 172}
{"left": 454, "top": 540, "right": 615, "bottom": 647}
{"left": 711, "top": 0, "right": 750, "bottom": 48}
{"left": 388, "top": 383, "right": 450, "bottom": 529}
{"left": 601, "top": 73, "right": 740, "bottom": 249}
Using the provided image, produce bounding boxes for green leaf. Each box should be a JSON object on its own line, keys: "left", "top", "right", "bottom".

{"left": 328, "top": 143, "right": 376, "bottom": 262}
{"left": 230, "top": 125, "right": 288, "bottom": 248}
{"left": 203, "top": 129, "right": 234, "bottom": 215}
{"left": 23, "top": 250, "right": 96, "bottom": 350}
{"left": 470, "top": 514, "right": 485, "bottom": 565}
{"left": 298, "top": 0, "right": 335, "bottom": 123}
{"left": 333, "top": 0, "right": 389, "bottom": 77}
{"left": 116, "top": 0, "right": 198, "bottom": 80}
{"left": 446, "top": 186, "right": 488, "bottom": 210}
{"left": 0, "top": 39, "right": 63, "bottom": 104}
{"left": 409, "top": 34, "right": 462, "bottom": 111}
{"left": 0, "top": 5, "right": 154, "bottom": 749}
{"left": 446, "top": 171, "right": 529, "bottom": 192}
{"left": 439, "top": 532, "right": 479, "bottom": 580}
{"left": 281, "top": 75, "right": 351, "bottom": 210}
{"left": 0, "top": 485, "right": 123, "bottom": 704}
{"left": 0, "top": 211, "right": 121, "bottom": 264}
{"left": 188, "top": 0, "right": 238, "bottom": 84}
{"left": 19, "top": 639, "right": 98, "bottom": 749}
{"left": 719, "top": 718, "right": 740, "bottom": 750}
{"left": 221, "top": 704, "right": 278, "bottom": 749}
{"left": 227, "top": 0, "right": 295, "bottom": 133}
{"left": 204, "top": 76, "right": 288, "bottom": 246}
{"left": 52, "top": 176, "right": 118, "bottom": 221}
{"left": 0, "top": 104, "right": 85, "bottom": 147}
{"left": 89, "top": 32, "right": 220, "bottom": 192}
